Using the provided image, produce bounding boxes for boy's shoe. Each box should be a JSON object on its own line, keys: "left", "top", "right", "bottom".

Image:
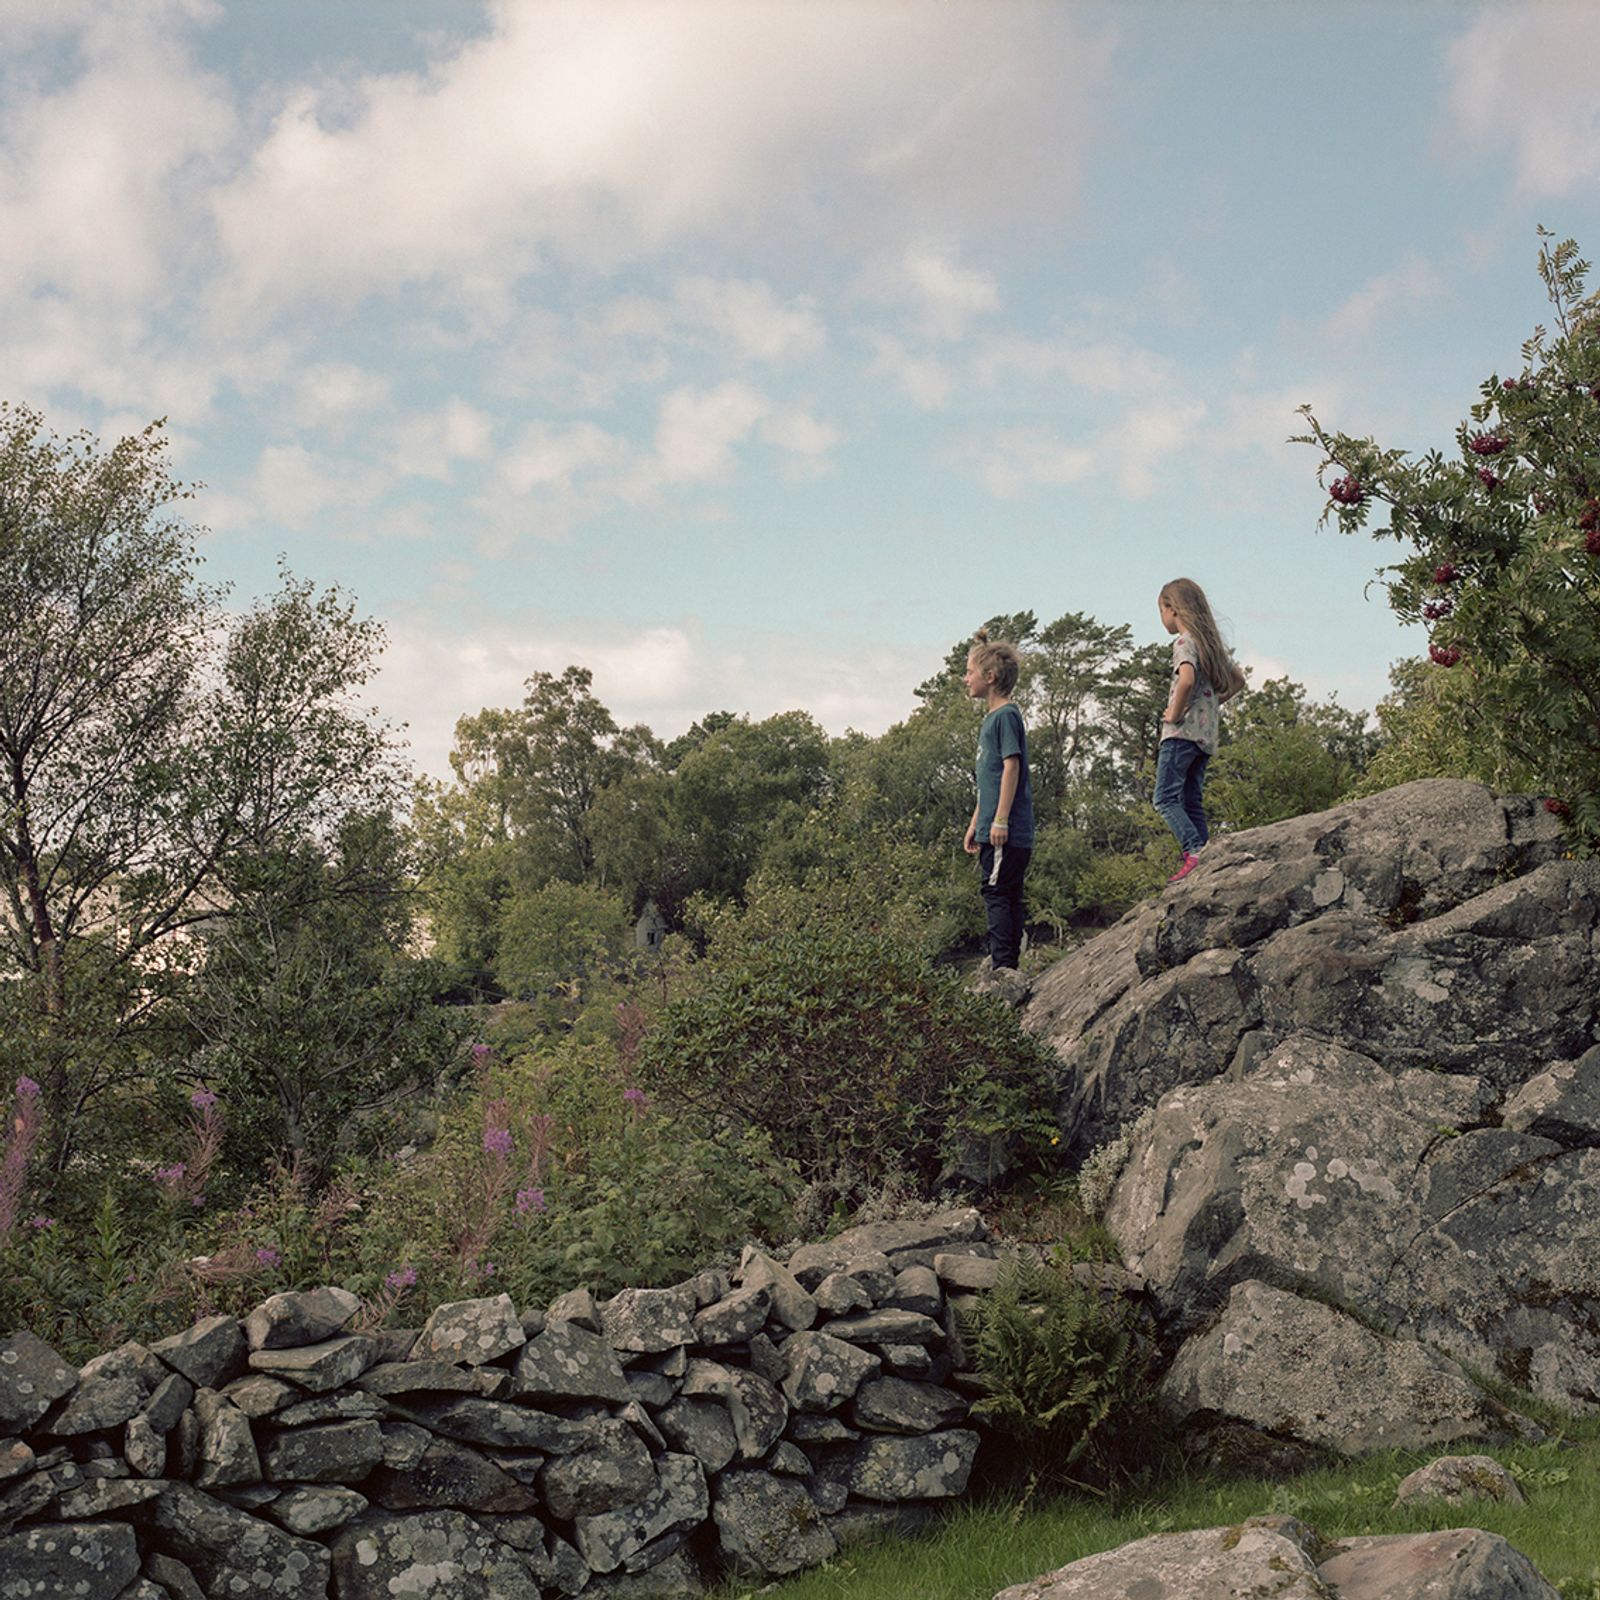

{"left": 1168, "top": 851, "right": 1201, "bottom": 883}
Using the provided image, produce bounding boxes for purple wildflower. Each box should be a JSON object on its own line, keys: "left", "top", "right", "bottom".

{"left": 470, "top": 1043, "right": 493, "bottom": 1063}
{"left": 483, "top": 1126, "right": 513, "bottom": 1158}
{"left": 385, "top": 1264, "right": 418, "bottom": 1291}
{"left": 515, "top": 1186, "right": 546, "bottom": 1215}
{"left": 255, "top": 1246, "right": 281, "bottom": 1268}
{"left": 190, "top": 1088, "right": 218, "bottom": 1110}
{"left": 15, "top": 1077, "right": 40, "bottom": 1100}
{"left": 27, "top": 1215, "right": 53, "bottom": 1230}
{"left": 154, "top": 1162, "right": 187, "bottom": 1185}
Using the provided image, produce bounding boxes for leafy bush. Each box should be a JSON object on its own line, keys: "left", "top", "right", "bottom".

{"left": 354, "top": 1035, "right": 800, "bottom": 1309}
{"left": 1297, "top": 230, "right": 1600, "bottom": 840}
{"left": 958, "top": 1250, "right": 1147, "bottom": 1485}
{"left": 636, "top": 925, "right": 1060, "bottom": 1192}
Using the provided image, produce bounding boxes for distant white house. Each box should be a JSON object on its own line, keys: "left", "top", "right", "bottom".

{"left": 633, "top": 899, "right": 668, "bottom": 950}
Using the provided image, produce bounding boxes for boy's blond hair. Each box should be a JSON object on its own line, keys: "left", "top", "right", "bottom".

{"left": 969, "top": 628, "right": 1021, "bottom": 696}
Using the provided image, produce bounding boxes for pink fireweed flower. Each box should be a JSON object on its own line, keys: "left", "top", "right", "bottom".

{"left": 190, "top": 1089, "right": 218, "bottom": 1110}
{"left": 385, "top": 1264, "right": 417, "bottom": 1291}
{"left": 470, "top": 1043, "right": 493, "bottom": 1063}
{"left": 483, "top": 1126, "right": 513, "bottom": 1158}
{"left": 154, "top": 1162, "right": 187, "bottom": 1186}
{"left": 515, "top": 1186, "right": 546, "bottom": 1215}
{"left": 27, "top": 1215, "right": 53, "bottom": 1230}
{"left": 255, "top": 1246, "right": 281, "bottom": 1268}
{"left": 623, "top": 1087, "right": 648, "bottom": 1114}
{"left": 15, "top": 1077, "right": 40, "bottom": 1100}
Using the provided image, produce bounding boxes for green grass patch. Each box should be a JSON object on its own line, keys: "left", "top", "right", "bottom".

{"left": 710, "top": 1429, "right": 1600, "bottom": 1600}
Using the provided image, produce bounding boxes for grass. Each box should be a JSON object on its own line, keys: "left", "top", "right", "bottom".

{"left": 708, "top": 1426, "right": 1600, "bottom": 1600}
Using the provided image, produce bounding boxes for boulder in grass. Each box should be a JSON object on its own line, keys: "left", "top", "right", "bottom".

{"left": 415, "top": 1294, "right": 526, "bottom": 1367}
{"left": 1161, "top": 1280, "right": 1537, "bottom": 1458}
{"left": 331, "top": 1509, "right": 543, "bottom": 1600}
{"left": 1393, "top": 1454, "right": 1527, "bottom": 1508}
{"left": 0, "top": 1520, "right": 139, "bottom": 1597}
{"left": 1318, "top": 1527, "right": 1560, "bottom": 1598}
{"left": 993, "top": 1516, "right": 1328, "bottom": 1600}
{"left": 244, "top": 1286, "right": 361, "bottom": 1351}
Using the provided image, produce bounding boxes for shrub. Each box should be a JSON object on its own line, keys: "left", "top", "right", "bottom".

{"left": 354, "top": 1036, "right": 800, "bottom": 1308}
{"left": 958, "top": 1250, "right": 1147, "bottom": 1486}
{"left": 1297, "top": 230, "right": 1600, "bottom": 841}
{"left": 636, "top": 925, "right": 1060, "bottom": 1193}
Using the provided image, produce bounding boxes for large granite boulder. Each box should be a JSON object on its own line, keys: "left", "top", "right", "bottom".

{"left": 992, "top": 1515, "right": 1561, "bottom": 1599}
{"left": 1105, "top": 1034, "right": 1600, "bottom": 1415}
{"left": 1024, "top": 780, "right": 1594, "bottom": 1155}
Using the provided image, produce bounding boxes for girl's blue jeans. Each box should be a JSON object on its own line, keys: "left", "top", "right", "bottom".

{"left": 1154, "top": 737, "right": 1210, "bottom": 855}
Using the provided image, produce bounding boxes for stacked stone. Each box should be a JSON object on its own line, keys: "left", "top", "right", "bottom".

{"left": 0, "top": 1209, "right": 1007, "bottom": 1599}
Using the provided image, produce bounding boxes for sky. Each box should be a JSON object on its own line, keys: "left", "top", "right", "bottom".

{"left": 5, "top": 0, "right": 1600, "bottom": 780}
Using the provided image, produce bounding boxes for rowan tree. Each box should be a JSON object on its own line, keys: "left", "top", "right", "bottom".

{"left": 1296, "top": 230, "right": 1600, "bottom": 838}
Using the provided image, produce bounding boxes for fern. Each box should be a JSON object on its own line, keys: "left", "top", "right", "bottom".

{"left": 959, "top": 1250, "right": 1141, "bottom": 1480}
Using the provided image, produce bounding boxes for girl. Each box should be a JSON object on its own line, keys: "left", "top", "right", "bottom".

{"left": 1155, "top": 578, "right": 1246, "bottom": 882}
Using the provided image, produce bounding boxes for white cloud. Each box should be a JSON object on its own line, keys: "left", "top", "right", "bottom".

{"left": 375, "top": 614, "right": 926, "bottom": 780}
{"left": 1443, "top": 7, "right": 1600, "bottom": 195}
{"left": 388, "top": 398, "right": 495, "bottom": 481}
{"left": 972, "top": 330, "right": 1178, "bottom": 396}
{"left": 0, "top": 5, "right": 232, "bottom": 307}
{"left": 291, "top": 364, "right": 394, "bottom": 433}
{"left": 1107, "top": 401, "right": 1206, "bottom": 499}
{"left": 206, "top": 1, "right": 1110, "bottom": 319}
{"left": 1325, "top": 254, "right": 1447, "bottom": 341}
{"left": 867, "top": 333, "right": 954, "bottom": 410}
{"left": 672, "top": 277, "right": 825, "bottom": 363}
{"left": 247, "top": 443, "right": 388, "bottom": 533}
{"left": 900, "top": 245, "right": 1000, "bottom": 340}
{"left": 973, "top": 428, "right": 1096, "bottom": 498}
{"left": 653, "top": 381, "right": 770, "bottom": 483}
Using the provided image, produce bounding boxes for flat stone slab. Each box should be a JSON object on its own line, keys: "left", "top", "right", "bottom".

{"left": 152, "top": 1315, "right": 247, "bottom": 1389}
{"left": 331, "top": 1509, "right": 543, "bottom": 1598}
{"left": 244, "top": 1287, "right": 361, "bottom": 1351}
{"left": 0, "top": 1520, "right": 140, "bottom": 1597}
{"left": 247, "top": 1334, "right": 376, "bottom": 1392}
{"left": 513, "top": 1321, "right": 631, "bottom": 1403}
{"left": 0, "top": 1332, "right": 77, "bottom": 1431}
{"left": 415, "top": 1294, "right": 526, "bottom": 1366}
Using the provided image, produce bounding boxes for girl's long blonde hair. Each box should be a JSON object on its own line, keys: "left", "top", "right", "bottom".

{"left": 1160, "top": 577, "right": 1236, "bottom": 693}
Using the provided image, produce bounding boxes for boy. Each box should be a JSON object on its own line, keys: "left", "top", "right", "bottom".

{"left": 961, "top": 630, "right": 1034, "bottom": 970}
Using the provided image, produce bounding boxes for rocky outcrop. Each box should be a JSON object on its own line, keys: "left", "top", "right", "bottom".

{"left": 1017, "top": 780, "right": 1600, "bottom": 1452}
{"left": 993, "top": 1513, "right": 1561, "bottom": 1600}
{"left": 0, "top": 1214, "right": 998, "bottom": 1597}
{"left": 1025, "top": 780, "right": 1594, "bottom": 1155}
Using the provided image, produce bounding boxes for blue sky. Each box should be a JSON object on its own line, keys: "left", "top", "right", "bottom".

{"left": 5, "top": 0, "right": 1599, "bottom": 778}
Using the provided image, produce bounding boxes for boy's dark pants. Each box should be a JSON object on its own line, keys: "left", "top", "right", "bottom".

{"left": 978, "top": 843, "right": 1031, "bottom": 970}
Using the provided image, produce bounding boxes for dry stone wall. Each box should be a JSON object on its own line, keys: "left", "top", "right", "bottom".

{"left": 0, "top": 1209, "right": 1010, "bottom": 1599}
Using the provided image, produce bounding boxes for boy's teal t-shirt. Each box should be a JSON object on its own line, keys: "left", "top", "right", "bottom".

{"left": 975, "top": 702, "right": 1034, "bottom": 847}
